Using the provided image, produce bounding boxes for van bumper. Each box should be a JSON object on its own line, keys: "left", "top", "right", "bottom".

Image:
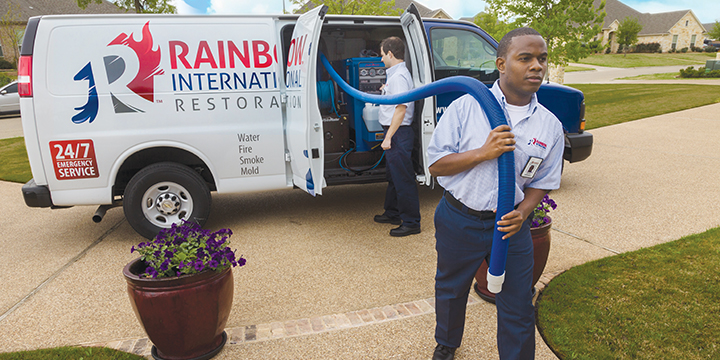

{"left": 564, "top": 132, "right": 593, "bottom": 163}
{"left": 22, "top": 179, "right": 54, "bottom": 208}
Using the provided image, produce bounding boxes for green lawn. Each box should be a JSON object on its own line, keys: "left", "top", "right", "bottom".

{"left": 569, "top": 84, "right": 720, "bottom": 129}
{"left": 0, "top": 346, "right": 144, "bottom": 360}
{"left": 576, "top": 53, "right": 714, "bottom": 68}
{"left": 537, "top": 226, "right": 720, "bottom": 360}
{"left": 0, "top": 137, "right": 32, "bottom": 183}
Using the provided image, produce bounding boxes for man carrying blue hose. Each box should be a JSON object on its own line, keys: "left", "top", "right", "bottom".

{"left": 373, "top": 36, "right": 421, "bottom": 237}
{"left": 427, "top": 28, "right": 564, "bottom": 360}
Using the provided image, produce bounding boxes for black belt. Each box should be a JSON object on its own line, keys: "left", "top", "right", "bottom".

{"left": 443, "top": 192, "right": 496, "bottom": 220}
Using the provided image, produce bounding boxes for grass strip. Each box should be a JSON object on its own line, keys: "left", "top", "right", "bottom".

{"left": 0, "top": 136, "right": 32, "bottom": 183}
{"left": 537, "top": 227, "right": 720, "bottom": 360}
{"left": 617, "top": 73, "right": 680, "bottom": 80}
{"left": 564, "top": 66, "right": 595, "bottom": 73}
{"left": 0, "top": 346, "right": 145, "bottom": 359}
{"left": 576, "top": 53, "right": 714, "bottom": 68}
{"left": 568, "top": 84, "right": 720, "bottom": 129}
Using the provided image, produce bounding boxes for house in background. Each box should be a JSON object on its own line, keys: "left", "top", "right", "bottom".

{"left": 390, "top": 0, "right": 451, "bottom": 19}
{"left": 0, "top": 0, "right": 125, "bottom": 65}
{"left": 593, "top": 0, "right": 707, "bottom": 53}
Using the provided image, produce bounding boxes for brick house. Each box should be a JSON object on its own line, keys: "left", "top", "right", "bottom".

{"left": 0, "top": 0, "right": 125, "bottom": 65}
{"left": 593, "top": 0, "right": 708, "bottom": 53}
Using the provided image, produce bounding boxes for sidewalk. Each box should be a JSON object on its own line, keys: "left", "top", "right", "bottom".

{"left": 1, "top": 103, "right": 719, "bottom": 359}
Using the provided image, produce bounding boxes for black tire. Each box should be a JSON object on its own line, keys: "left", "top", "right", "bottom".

{"left": 123, "top": 162, "right": 212, "bottom": 239}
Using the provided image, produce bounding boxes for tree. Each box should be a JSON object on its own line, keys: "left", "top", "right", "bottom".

{"left": 709, "top": 21, "right": 720, "bottom": 41}
{"left": 0, "top": 1, "right": 23, "bottom": 65}
{"left": 616, "top": 17, "right": 642, "bottom": 56}
{"left": 484, "top": 0, "right": 606, "bottom": 67}
{"left": 291, "top": 0, "right": 402, "bottom": 16}
{"left": 473, "top": 10, "right": 518, "bottom": 42}
{"left": 77, "top": 0, "right": 176, "bottom": 14}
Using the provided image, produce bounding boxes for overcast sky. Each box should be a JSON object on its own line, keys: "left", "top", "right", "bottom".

{"left": 173, "top": 0, "right": 718, "bottom": 24}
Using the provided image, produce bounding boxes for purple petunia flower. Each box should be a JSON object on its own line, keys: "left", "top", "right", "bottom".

{"left": 194, "top": 259, "right": 205, "bottom": 272}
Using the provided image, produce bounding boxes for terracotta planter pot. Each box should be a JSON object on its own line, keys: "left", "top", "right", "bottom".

{"left": 123, "top": 258, "right": 234, "bottom": 360}
{"left": 474, "top": 219, "right": 552, "bottom": 303}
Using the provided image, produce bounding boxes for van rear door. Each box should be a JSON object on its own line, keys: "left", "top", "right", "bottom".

{"left": 284, "top": 5, "right": 327, "bottom": 196}
{"left": 400, "top": 5, "right": 435, "bottom": 186}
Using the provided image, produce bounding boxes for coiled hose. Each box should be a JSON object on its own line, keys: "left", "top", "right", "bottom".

{"left": 319, "top": 53, "right": 514, "bottom": 293}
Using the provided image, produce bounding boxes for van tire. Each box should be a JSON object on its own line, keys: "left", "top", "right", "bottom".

{"left": 123, "top": 162, "right": 212, "bottom": 239}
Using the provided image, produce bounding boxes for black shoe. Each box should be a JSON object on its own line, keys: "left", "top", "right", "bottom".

{"left": 389, "top": 224, "right": 421, "bottom": 237}
{"left": 374, "top": 214, "right": 402, "bottom": 225}
{"left": 432, "top": 344, "right": 456, "bottom": 360}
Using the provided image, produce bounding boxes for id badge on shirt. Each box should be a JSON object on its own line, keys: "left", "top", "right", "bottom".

{"left": 521, "top": 157, "right": 543, "bottom": 179}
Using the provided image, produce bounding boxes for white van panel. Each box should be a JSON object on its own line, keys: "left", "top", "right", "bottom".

{"left": 32, "top": 16, "right": 288, "bottom": 197}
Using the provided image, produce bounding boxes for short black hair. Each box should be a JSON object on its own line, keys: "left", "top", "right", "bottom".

{"left": 497, "top": 27, "right": 542, "bottom": 58}
{"left": 380, "top": 36, "right": 405, "bottom": 60}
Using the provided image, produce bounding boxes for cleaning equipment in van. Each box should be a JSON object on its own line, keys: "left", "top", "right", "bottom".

{"left": 320, "top": 53, "right": 514, "bottom": 294}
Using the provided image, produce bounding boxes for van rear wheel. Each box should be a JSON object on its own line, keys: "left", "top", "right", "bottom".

{"left": 124, "top": 162, "right": 212, "bottom": 239}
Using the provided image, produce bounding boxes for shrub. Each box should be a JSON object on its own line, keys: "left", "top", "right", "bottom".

{"left": 680, "top": 47, "right": 688, "bottom": 53}
{"left": 605, "top": 46, "right": 612, "bottom": 54}
{"left": 705, "top": 47, "right": 719, "bottom": 53}
{"left": 0, "top": 73, "right": 13, "bottom": 87}
{"left": 679, "top": 66, "right": 720, "bottom": 78}
{"left": 634, "top": 42, "right": 661, "bottom": 53}
{"left": 0, "top": 58, "right": 15, "bottom": 69}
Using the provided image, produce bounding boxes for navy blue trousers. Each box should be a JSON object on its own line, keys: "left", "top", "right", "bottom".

{"left": 434, "top": 196, "right": 535, "bottom": 360}
{"left": 383, "top": 126, "right": 420, "bottom": 227}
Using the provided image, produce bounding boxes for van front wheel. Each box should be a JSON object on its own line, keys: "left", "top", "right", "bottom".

{"left": 124, "top": 162, "right": 212, "bottom": 239}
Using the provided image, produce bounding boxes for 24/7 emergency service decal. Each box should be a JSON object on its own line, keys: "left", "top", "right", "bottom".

{"left": 70, "top": 21, "right": 281, "bottom": 123}
{"left": 50, "top": 140, "right": 100, "bottom": 180}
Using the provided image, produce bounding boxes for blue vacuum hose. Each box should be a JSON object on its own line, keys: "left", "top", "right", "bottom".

{"left": 319, "top": 54, "right": 514, "bottom": 293}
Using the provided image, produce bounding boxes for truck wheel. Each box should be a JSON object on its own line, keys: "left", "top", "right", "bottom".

{"left": 124, "top": 162, "right": 212, "bottom": 239}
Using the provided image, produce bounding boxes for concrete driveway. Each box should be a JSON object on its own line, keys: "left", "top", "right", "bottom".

{"left": 1, "top": 101, "right": 719, "bottom": 359}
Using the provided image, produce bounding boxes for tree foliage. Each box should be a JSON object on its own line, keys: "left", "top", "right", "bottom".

{"left": 291, "top": 0, "right": 402, "bottom": 16}
{"left": 77, "top": 0, "right": 176, "bottom": 14}
{"left": 473, "top": 10, "right": 518, "bottom": 42}
{"left": 484, "top": 0, "right": 606, "bottom": 66}
{"left": 0, "top": 2, "right": 23, "bottom": 65}
{"left": 709, "top": 21, "right": 720, "bottom": 41}
{"left": 616, "top": 17, "right": 642, "bottom": 56}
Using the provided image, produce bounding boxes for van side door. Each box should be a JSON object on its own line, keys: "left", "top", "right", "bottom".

{"left": 400, "top": 4, "right": 435, "bottom": 186}
{"left": 284, "top": 5, "right": 327, "bottom": 196}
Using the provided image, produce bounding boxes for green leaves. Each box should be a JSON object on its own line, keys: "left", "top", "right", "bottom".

{"left": 291, "top": 0, "right": 402, "bottom": 16}
{"left": 484, "top": 0, "right": 607, "bottom": 66}
{"left": 77, "top": 0, "right": 176, "bottom": 14}
{"left": 617, "top": 17, "right": 642, "bottom": 55}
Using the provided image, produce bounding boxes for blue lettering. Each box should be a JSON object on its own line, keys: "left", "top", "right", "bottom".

{"left": 234, "top": 73, "right": 247, "bottom": 89}
{"left": 221, "top": 73, "right": 231, "bottom": 90}
{"left": 249, "top": 73, "right": 261, "bottom": 89}
{"left": 207, "top": 73, "right": 218, "bottom": 90}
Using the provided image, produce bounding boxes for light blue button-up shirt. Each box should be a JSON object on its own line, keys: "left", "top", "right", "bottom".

{"left": 427, "top": 80, "right": 564, "bottom": 211}
{"left": 379, "top": 62, "right": 414, "bottom": 126}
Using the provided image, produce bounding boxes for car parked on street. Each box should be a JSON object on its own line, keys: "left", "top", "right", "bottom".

{"left": 0, "top": 81, "right": 20, "bottom": 115}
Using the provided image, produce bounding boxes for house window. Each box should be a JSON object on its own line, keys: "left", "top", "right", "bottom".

{"left": 0, "top": 45, "right": 3, "bottom": 57}
{"left": 685, "top": 20, "right": 689, "bottom": 26}
{"left": 672, "top": 35, "right": 678, "bottom": 50}
{"left": 691, "top": 35, "right": 697, "bottom": 47}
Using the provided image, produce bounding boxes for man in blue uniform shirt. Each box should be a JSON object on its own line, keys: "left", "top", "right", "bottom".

{"left": 427, "top": 28, "right": 564, "bottom": 360}
{"left": 373, "top": 36, "right": 421, "bottom": 237}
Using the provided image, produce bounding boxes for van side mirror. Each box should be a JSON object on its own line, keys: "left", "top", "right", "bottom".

{"left": 0, "top": 90, "right": 6, "bottom": 95}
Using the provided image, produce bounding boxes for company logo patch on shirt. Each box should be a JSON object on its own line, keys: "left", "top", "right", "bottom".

{"left": 528, "top": 138, "right": 547, "bottom": 150}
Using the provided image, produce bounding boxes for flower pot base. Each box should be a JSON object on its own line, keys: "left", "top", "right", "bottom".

{"left": 151, "top": 331, "right": 227, "bottom": 360}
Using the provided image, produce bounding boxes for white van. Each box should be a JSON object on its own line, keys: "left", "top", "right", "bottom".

{"left": 19, "top": 5, "right": 591, "bottom": 238}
